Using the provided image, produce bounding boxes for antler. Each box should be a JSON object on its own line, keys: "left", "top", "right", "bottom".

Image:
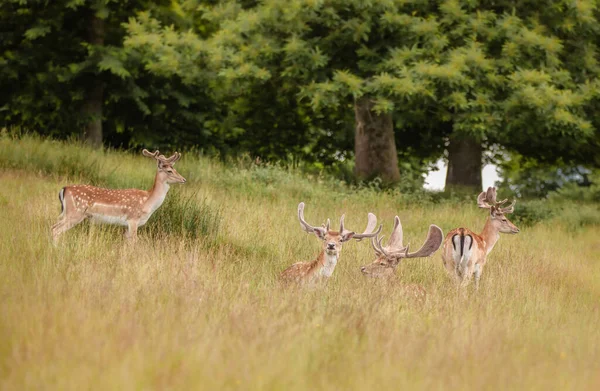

{"left": 142, "top": 149, "right": 160, "bottom": 159}
{"left": 298, "top": 202, "right": 326, "bottom": 235}
{"left": 371, "top": 216, "right": 443, "bottom": 259}
{"left": 403, "top": 225, "right": 444, "bottom": 258}
{"left": 143, "top": 149, "right": 181, "bottom": 164}
{"left": 339, "top": 213, "right": 382, "bottom": 241}
{"left": 477, "top": 187, "right": 515, "bottom": 214}
{"left": 158, "top": 152, "right": 181, "bottom": 164}
{"left": 497, "top": 199, "right": 516, "bottom": 214}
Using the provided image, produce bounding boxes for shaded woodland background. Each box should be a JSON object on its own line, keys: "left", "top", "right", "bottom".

{"left": 1, "top": 0, "right": 600, "bottom": 196}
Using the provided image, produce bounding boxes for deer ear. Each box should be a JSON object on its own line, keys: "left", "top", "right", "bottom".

{"left": 341, "top": 231, "right": 355, "bottom": 242}
{"left": 313, "top": 228, "right": 326, "bottom": 240}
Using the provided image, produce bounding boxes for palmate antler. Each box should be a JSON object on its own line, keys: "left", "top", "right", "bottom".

{"left": 371, "top": 216, "right": 443, "bottom": 259}
{"left": 298, "top": 202, "right": 382, "bottom": 239}
{"left": 142, "top": 149, "right": 181, "bottom": 164}
{"left": 339, "top": 212, "right": 382, "bottom": 241}
{"left": 477, "top": 187, "right": 515, "bottom": 214}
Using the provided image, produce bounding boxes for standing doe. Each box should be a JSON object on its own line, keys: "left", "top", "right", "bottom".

{"left": 280, "top": 202, "right": 382, "bottom": 285}
{"left": 441, "top": 187, "right": 519, "bottom": 288}
{"left": 360, "top": 216, "right": 443, "bottom": 278}
{"left": 51, "top": 149, "right": 186, "bottom": 242}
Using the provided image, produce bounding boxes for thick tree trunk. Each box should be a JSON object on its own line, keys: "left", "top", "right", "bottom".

{"left": 354, "top": 96, "right": 400, "bottom": 183}
{"left": 82, "top": 82, "right": 104, "bottom": 148}
{"left": 81, "top": 12, "right": 105, "bottom": 148}
{"left": 445, "top": 134, "right": 482, "bottom": 189}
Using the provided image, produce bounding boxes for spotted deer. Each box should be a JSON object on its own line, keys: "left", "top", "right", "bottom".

{"left": 360, "top": 216, "right": 443, "bottom": 278}
{"left": 51, "top": 150, "right": 186, "bottom": 242}
{"left": 441, "top": 187, "right": 519, "bottom": 289}
{"left": 280, "top": 202, "right": 382, "bottom": 284}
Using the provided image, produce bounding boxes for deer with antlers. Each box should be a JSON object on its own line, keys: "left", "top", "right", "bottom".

{"left": 441, "top": 187, "right": 519, "bottom": 288}
{"left": 51, "top": 150, "right": 186, "bottom": 242}
{"left": 360, "top": 216, "right": 443, "bottom": 278}
{"left": 280, "top": 202, "right": 382, "bottom": 285}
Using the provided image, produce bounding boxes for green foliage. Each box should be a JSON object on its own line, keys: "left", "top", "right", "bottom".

{"left": 3, "top": 0, "right": 600, "bottom": 188}
{"left": 510, "top": 200, "right": 555, "bottom": 227}
{"left": 558, "top": 204, "right": 600, "bottom": 231}
{"left": 549, "top": 170, "right": 600, "bottom": 203}
{"left": 0, "top": 0, "right": 220, "bottom": 151}
{"left": 123, "top": 0, "right": 600, "bottom": 180}
{"left": 498, "top": 152, "right": 594, "bottom": 198}
{"left": 147, "top": 191, "right": 222, "bottom": 241}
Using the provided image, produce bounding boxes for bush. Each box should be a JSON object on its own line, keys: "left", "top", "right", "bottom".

{"left": 510, "top": 200, "right": 555, "bottom": 227}
{"left": 145, "top": 190, "right": 222, "bottom": 241}
{"left": 556, "top": 205, "right": 600, "bottom": 232}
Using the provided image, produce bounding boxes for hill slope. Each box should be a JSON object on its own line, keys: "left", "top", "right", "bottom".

{"left": 0, "top": 135, "right": 599, "bottom": 390}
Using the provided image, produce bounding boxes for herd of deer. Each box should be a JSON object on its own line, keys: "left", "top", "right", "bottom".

{"left": 51, "top": 150, "right": 520, "bottom": 288}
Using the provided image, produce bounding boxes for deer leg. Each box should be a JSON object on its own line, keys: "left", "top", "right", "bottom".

{"left": 51, "top": 219, "right": 67, "bottom": 244}
{"left": 125, "top": 220, "right": 139, "bottom": 241}
{"left": 52, "top": 214, "right": 87, "bottom": 243}
{"left": 474, "top": 264, "right": 483, "bottom": 290}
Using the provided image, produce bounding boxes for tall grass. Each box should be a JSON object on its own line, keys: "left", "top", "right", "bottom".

{"left": 0, "top": 134, "right": 599, "bottom": 390}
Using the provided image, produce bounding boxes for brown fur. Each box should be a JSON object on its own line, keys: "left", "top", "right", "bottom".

{"left": 51, "top": 151, "right": 185, "bottom": 242}
{"left": 282, "top": 203, "right": 381, "bottom": 285}
{"left": 441, "top": 188, "right": 519, "bottom": 288}
{"left": 280, "top": 231, "right": 347, "bottom": 285}
{"left": 280, "top": 250, "right": 328, "bottom": 284}
{"left": 361, "top": 219, "right": 444, "bottom": 278}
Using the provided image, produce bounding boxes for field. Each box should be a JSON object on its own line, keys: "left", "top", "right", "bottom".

{"left": 0, "top": 135, "right": 599, "bottom": 390}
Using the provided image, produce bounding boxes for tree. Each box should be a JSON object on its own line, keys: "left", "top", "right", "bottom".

{"left": 0, "top": 0, "right": 177, "bottom": 148}
{"left": 125, "top": 0, "right": 600, "bottom": 186}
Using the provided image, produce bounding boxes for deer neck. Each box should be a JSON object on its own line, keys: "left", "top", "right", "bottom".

{"left": 316, "top": 250, "right": 339, "bottom": 278}
{"left": 480, "top": 217, "right": 500, "bottom": 255}
{"left": 147, "top": 173, "right": 170, "bottom": 212}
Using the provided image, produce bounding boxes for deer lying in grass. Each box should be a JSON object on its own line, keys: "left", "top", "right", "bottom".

{"left": 360, "top": 216, "right": 443, "bottom": 278}
{"left": 51, "top": 150, "right": 186, "bottom": 242}
{"left": 441, "top": 187, "right": 519, "bottom": 289}
{"left": 280, "top": 202, "right": 382, "bottom": 284}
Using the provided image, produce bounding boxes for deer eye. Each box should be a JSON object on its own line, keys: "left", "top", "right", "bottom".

{"left": 379, "top": 262, "right": 386, "bottom": 266}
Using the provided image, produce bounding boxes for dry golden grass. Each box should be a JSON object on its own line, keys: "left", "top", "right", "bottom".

{"left": 0, "top": 137, "right": 599, "bottom": 390}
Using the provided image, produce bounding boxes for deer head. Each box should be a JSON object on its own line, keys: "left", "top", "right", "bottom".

{"left": 477, "top": 187, "right": 519, "bottom": 234}
{"left": 298, "top": 202, "right": 382, "bottom": 256}
{"left": 142, "top": 149, "right": 186, "bottom": 184}
{"left": 360, "top": 216, "right": 443, "bottom": 278}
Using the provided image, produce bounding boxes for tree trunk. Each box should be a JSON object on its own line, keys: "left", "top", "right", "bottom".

{"left": 354, "top": 96, "right": 400, "bottom": 183}
{"left": 81, "top": 12, "right": 105, "bottom": 148}
{"left": 445, "top": 134, "right": 482, "bottom": 189}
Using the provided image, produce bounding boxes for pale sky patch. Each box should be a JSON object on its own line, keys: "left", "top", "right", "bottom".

{"left": 424, "top": 159, "right": 500, "bottom": 191}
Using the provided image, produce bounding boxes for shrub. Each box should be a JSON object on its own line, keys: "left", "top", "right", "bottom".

{"left": 145, "top": 190, "right": 222, "bottom": 242}
{"left": 510, "top": 200, "right": 555, "bottom": 227}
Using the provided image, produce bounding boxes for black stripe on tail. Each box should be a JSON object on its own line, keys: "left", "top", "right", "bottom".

{"left": 59, "top": 188, "right": 65, "bottom": 214}
{"left": 451, "top": 233, "right": 461, "bottom": 255}
{"left": 451, "top": 230, "right": 472, "bottom": 257}
{"left": 466, "top": 234, "right": 473, "bottom": 251}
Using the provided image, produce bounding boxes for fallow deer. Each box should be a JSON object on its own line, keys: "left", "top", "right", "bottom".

{"left": 441, "top": 187, "right": 519, "bottom": 288}
{"left": 51, "top": 149, "right": 186, "bottom": 242}
{"left": 280, "top": 202, "right": 382, "bottom": 285}
{"left": 360, "top": 216, "right": 443, "bottom": 278}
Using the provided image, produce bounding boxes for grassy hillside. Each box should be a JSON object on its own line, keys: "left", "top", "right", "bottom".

{"left": 0, "top": 134, "right": 599, "bottom": 390}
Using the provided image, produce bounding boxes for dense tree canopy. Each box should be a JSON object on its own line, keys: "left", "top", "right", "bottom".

{"left": 1, "top": 0, "right": 600, "bottom": 191}
{"left": 125, "top": 0, "right": 600, "bottom": 185}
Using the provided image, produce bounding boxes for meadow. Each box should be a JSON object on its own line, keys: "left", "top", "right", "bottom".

{"left": 0, "top": 134, "right": 599, "bottom": 390}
